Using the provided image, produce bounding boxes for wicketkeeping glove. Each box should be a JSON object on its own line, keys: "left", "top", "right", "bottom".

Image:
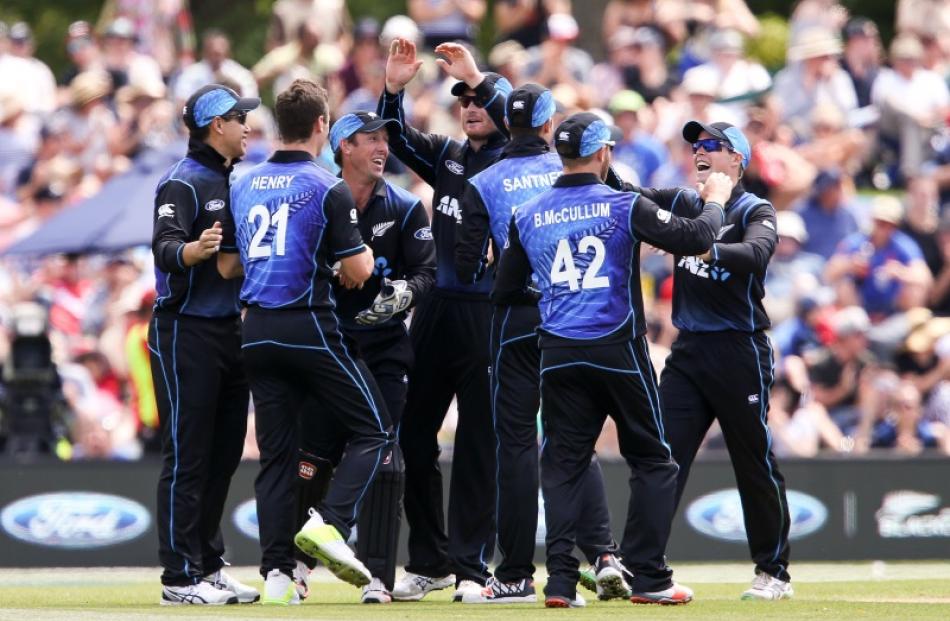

{"left": 355, "top": 279, "right": 413, "bottom": 325}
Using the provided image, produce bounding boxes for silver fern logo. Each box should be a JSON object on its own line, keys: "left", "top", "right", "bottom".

{"left": 371, "top": 220, "right": 395, "bottom": 240}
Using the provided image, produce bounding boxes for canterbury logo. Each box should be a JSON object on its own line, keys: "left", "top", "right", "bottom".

{"left": 372, "top": 220, "right": 396, "bottom": 240}
{"left": 157, "top": 204, "right": 175, "bottom": 218}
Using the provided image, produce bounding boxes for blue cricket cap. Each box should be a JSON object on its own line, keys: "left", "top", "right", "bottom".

{"left": 183, "top": 84, "right": 260, "bottom": 130}
{"left": 682, "top": 120, "right": 751, "bottom": 168}
{"left": 329, "top": 111, "right": 401, "bottom": 152}
{"left": 505, "top": 83, "right": 555, "bottom": 129}
{"left": 555, "top": 112, "right": 616, "bottom": 159}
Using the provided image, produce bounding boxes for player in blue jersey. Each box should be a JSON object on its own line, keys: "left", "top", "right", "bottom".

{"left": 150, "top": 84, "right": 261, "bottom": 606}
{"left": 454, "top": 84, "right": 629, "bottom": 604}
{"left": 379, "top": 39, "right": 513, "bottom": 602}
{"left": 289, "top": 111, "right": 436, "bottom": 604}
{"left": 609, "top": 121, "right": 792, "bottom": 600}
{"left": 218, "top": 79, "right": 394, "bottom": 605}
{"left": 494, "top": 112, "right": 730, "bottom": 608}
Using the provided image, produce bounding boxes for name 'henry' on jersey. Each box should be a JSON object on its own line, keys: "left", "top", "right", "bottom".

{"left": 227, "top": 152, "right": 365, "bottom": 311}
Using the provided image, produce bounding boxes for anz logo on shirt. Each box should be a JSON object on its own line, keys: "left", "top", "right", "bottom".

{"left": 677, "top": 256, "right": 731, "bottom": 281}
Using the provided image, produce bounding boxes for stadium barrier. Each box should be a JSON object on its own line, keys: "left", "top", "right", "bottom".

{"left": 1, "top": 456, "right": 948, "bottom": 566}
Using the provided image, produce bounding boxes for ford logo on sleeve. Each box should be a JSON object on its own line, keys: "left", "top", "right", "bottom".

{"left": 686, "top": 488, "right": 827, "bottom": 542}
{"left": 232, "top": 499, "right": 259, "bottom": 540}
{"left": 0, "top": 492, "right": 150, "bottom": 549}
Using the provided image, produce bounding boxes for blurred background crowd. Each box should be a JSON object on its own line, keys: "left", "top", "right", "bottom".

{"left": 1, "top": 0, "right": 950, "bottom": 461}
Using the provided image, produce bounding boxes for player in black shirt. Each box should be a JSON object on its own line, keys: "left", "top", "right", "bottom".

{"left": 290, "top": 111, "right": 436, "bottom": 604}
{"left": 150, "top": 84, "right": 260, "bottom": 606}
{"left": 611, "top": 121, "right": 792, "bottom": 600}
{"left": 378, "top": 39, "right": 512, "bottom": 601}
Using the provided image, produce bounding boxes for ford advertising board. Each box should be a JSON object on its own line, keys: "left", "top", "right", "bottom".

{"left": 686, "top": 489, "right": 827, "bottom": 543}
{"left": 1, "top": 492, "right": 150, "bottom": 549}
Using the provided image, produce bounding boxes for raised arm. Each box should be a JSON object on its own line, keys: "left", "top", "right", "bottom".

{"left": 631, "top": 172, "right": 730, "bottom": 255}
{"left": 378, "top": 38, "right": 453, "bottom": 186}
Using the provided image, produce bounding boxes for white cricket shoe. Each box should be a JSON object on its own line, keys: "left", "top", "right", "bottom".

{"left": 454, "top": 579, "right": 485, "bottom": 603}
{"left": 391, "top": 571, "right": 455, "bottom": 601}
{"left": 203, "top": 568, "right": 260, "bottom": 603}
{"left": 741, "top": 571, "right": 793, "bottom": 600}
{"left": 160, "top": 581, "right": 237, "bottom": 606}
{"left": 262, "top": 568, "right": 301, "bottom": 606}
{"left": 362, "top": 577, "right": 393, "bottom": 603}
{"left": 293, "top": 560, "right": 311, "bottom": 600}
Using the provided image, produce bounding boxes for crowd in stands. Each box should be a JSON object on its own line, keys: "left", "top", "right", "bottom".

{"left": 1, "top": 0, "right": 950, "bottom": 459}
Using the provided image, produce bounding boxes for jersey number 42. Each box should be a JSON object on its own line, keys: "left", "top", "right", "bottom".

{"left": 551, "top": 235, "right": 609, "bottom": 291}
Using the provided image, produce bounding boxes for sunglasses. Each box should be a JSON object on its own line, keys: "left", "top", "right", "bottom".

{"left": 220, "top": 111, "right": 247, "bottom": 125}
{"left": 457, "top": 95, "right": 482, "bottom": 109}
{"left": 691, "top": 138, "right": 732, "bottom": 154}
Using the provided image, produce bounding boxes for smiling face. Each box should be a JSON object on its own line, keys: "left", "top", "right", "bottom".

{"left": 693, "top": 130, "right": 742, "bottom": 183}
{"left": 343, "top": 128, "right": 390, "bottom": 182}
{"left": 457, "top": 89, "right": 495, "bottom": 141}
{"left": 214, "top": 112, "right": 250, "bottom": 161}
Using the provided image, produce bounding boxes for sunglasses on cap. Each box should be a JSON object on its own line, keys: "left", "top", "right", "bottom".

{"left": 691, "top": 138, "right": 734, "bottom": 154}
{"left": 220, "top": 111, "right": 248, "bottom": 124}
{"left": 457, "top": 95, "right": 482, "bottom": 109}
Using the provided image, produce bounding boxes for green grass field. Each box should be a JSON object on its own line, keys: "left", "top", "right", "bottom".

{"left": 1, "top": 562, "right": 949, "bottom": 620}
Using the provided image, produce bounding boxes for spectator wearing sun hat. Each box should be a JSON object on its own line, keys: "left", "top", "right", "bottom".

{"left": 772, "top": 27, "right": 858, "bottom": 140}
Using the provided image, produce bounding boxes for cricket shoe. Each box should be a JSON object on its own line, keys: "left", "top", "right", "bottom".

{"left": 391, "top": 572, "right": 455, "bottom": 601}
{"left": 630, "top": 582, "right": 693, "bottom": 605}
{"left": 544, "top": 593, "right": 587, "bottom": 608}
{"left": 294, "top": 508, "right": 372, "bottom": 587}
{"left": 454, "top": 579, "right": 485, "bottom": 602}
{"left": 160, "top": 581, "right": 237, "bottom": 606}
{"left": 578, "top": 566, "right": 597, "bottom": 594}
{"left": 473, "top": 577, "right": 537, "bottom": 603}
{"left": 262, "top": 568, "right": 300, "bottom": 605}
{"left": 362, "top": 577, "right": 393, "bottom": 604}
{"left": 203, "top": 568, "right": 260, "bottom": 603}
{"left": 293, "top": 560, "right": 311, "bottom": 600}
{"left": 741, "top": 571, "right": 793, "bottom": 600}
{"left": 593, "top": 553, "right": 633, "bottom": 600}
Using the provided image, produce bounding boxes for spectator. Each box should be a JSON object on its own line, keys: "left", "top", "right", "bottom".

{"left": 266, "top": 0, "right": 350, "bottom": 52}
{"left": 825, "top": 196, "right": 933, "bottom": 319}
{"left": 522, "top": 13, "right": 593, "bottom": 98}
{"left": 59, "top": 71, "right": 117, "bottom": 175}
{"left": 173, "top": 29, "right": 258, "bottom": 103}
{"left": 853, "top": 379, "right": 939, "bottom": 454}
{"left": 96, "top": 0, "right": 195, "bottom": 76}
{"left": 928, "top": 210, "right": 950, "bottom": 314}
{"left": 0, "top": 95, "right": 37, "bottom": 199}
{"left": 902, "top": 176, "right": 943, "bottom": 278}
{"left": 409, "top": 0, "right": 486, "bottom": 48}
{"left": 805, "top": 305, "right": 878, "bottom": 431}
{"left": 608, "top": 90, "right": 669, "bottom": 186}
{"left": 765, "top": 210, "right": 826, "bottom": 323}
{"left": 337, "top": 19, "right": 383, "bottom": 96}
{"left": 622, "top": 26, "right": 677, "bottom": 104}
{"left": 655, "top": 69, "right": 740, "bottom": 144}
{"left": 769, "top": 355, "right": 847, "bottom": 457}
{"left": 795, "top": 103, "right": 869, "bottom": 174}
{"left": 771, "top": 288, "right": 836, "bottom": 357}
{"left": 840, "top": 17, "right": 881, "bottom": 108}
{"left": 100, "top": 17, "right": 164, "bottom": 93}
{"left": 0, "top": 23, "right": 36, "bottom": 119}
{"left": 680, "top": 28, "right": 771, "bottom": 125}
{"left": 487, "top": 40, "right": 527, "bottom": 87}
{"left": 872, "top": 35, "right": 950, "bottom": 183}
{"left": 773, "top": 27, "right": 858, "bottom": 141}
{"left": 796, "top": 169, "right": 859, "bottom": 259}
{"left": 6, "top": 23, "right": 57, "bottom": 117}
{"left": 253, "top": 16, "right": 345, "bottom": 100}
{"left": 494, "top": 0, "right": 568, "bottom": 49}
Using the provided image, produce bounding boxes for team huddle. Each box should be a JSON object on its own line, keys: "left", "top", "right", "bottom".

{"left": 149, "top": 38, "right": 792, "bottom": 608}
